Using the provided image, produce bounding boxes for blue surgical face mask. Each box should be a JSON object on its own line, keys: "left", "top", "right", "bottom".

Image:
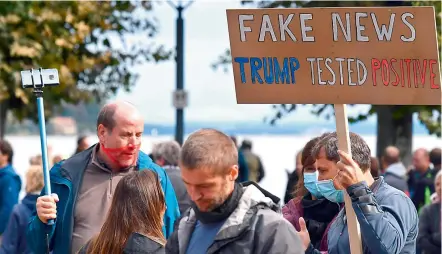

{"left": 303, "top": 171, "right": 323, "bottom": 198}
{"left": 317, "top": 175, "right": 344, "bottom": 203}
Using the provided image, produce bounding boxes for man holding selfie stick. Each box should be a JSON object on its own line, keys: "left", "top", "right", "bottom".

{"left": 23, "top": 68, "right": 180, "bottom": 254}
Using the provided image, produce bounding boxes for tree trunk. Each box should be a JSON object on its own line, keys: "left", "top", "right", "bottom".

{"left": 376, "top": 106, "right": 413, "bottom": 171}
{"left": 0, "top": 100, "right": 7, "bottom": 139}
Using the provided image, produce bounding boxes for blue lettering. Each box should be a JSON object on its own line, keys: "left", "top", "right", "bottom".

{"left": 250, "top": 57, "right": 263, "bottom": 84}
{"left": 274, "top": 58, "right": 290, "bottom": 84}
{"left": 234, "top": 57, "right": 300, "bottom": 85}
{"left": 289, "top": 57, "right": 300, "bottom": 84}
{"left": 263, "top": 57, "right": 274, "bottom": 84}
{"left": 234, "top": 57, "right": 249, "bottom": 83}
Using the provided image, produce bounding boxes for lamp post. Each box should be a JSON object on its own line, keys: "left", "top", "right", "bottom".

{"left": 168, "top": 0, "right": 193, "bottom": 145}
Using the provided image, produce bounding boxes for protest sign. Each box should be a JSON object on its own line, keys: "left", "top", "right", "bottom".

{"left": 227, "top": 6, "right": 440, "bottom": 254}
{"left": 227, "top": 7, "right": 441, "bottom": 105}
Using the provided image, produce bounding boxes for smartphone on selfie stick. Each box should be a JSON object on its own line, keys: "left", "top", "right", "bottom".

{"left": 20, "top": 68, "right": 60, "bottom": 227}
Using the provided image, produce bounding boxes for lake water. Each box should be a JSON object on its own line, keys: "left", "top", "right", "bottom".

{"left": 4, "top": 134, "right": 441, "bottom": 201}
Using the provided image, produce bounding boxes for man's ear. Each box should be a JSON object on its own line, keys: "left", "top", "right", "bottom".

{"left": 228, "top": 165, "right": 239, "bottom": 181}
{"left": 97, "top": 124, "right": 107, "bottom": 143}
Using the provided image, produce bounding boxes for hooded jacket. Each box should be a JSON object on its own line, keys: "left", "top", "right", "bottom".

{"left": 165, "top": 182, "right": 304, "bottom": 254}
{"left": 0, "top": 164, "right": 22, "bottom": 234}
{"left": 384, "top": 162, "right": 409, "bottom": 195}
{"left": 0, "top": 194, "right": 38, "bottom": 254}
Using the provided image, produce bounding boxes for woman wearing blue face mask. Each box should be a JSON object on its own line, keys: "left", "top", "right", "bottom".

{"left": 282, "top": 137, "right": 341, "bottom": 251}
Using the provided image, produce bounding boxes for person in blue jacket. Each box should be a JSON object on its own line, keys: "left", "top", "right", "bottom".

{"left": 26, "top": 101, "right": 180, "bottom": 254}
{"left": 230, "top": 136, "right": 249, "bottom": 182}
{"left": 0, "top": 139, "right": 22, "bottom": 241}
{"left": 1, "top": 165, "right": 44, "bottom": 254}
{"left": 299, "top": 132, "right": 418, "bottom": 254}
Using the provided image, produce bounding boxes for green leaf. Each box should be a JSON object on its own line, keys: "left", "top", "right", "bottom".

{"left": 0, "top": 0, "right": 172, "bottom": 134}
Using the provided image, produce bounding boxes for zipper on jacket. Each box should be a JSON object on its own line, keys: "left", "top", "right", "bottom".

{"left": 46, "top": 233, "right": 50, "bottom": 254}
{"left": 110, "top": 172, "right": 113, "bottom": 195}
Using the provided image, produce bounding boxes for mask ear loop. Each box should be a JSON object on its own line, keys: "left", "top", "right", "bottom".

{"left": 313, "top": 170, "right": 319, "bottom": 179}
{"left": 331, "top": 171, "right": 340, "bottom": 183}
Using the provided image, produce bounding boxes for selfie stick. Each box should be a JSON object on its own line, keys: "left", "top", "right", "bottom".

{"left": 20, "top": 68, "right": 60, "bottom": 226}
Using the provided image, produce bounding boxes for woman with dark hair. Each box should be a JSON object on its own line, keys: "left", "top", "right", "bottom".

{"left": 282, "top": 136, "right": 341, "bottom": 251}
{"left": 74, "top": 136, "right": 90, "bottom": 155}
{"left": 78, "top": 170, "right": 166, "bottom": 254}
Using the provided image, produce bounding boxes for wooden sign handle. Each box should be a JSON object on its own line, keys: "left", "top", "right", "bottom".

{"left": 334, "top": 104, "right": 363, "bottom": 254}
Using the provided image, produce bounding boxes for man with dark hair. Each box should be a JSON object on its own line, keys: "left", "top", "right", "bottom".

{"left": 240, "top": 139, "right": 265, "bottom": 183}
{"left": 300, "top": 132, "right": 418, "bottom": 254}
{"left": 74, "top": 136, "right": 90, "bottom": 155}
{"left": 0, "top": 140, "right": 13, "bottom": 165}
{"left": 381, "top": 146, "right": 409, "bottom": 195}
{"left": 0, "top": 140, "right": 21, "bottom": 242}
{"left": 27, "top": 101, "right": 180, "bottom": 254}
{"left": 166, "top": 128, "right": 304, "bottom": 254}
{"left": 429, "top": 148, "right": 441, "bottom": 174}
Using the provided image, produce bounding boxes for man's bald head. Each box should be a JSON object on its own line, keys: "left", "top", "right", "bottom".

{"left": 382, "top": 146, "right": 400, "bottom": 166}
{"left": 97, "top": 101, "right": 142, "bottom": 132}
{"left": 413, "top": 148, "right": 430, "bottom": 172}
{"left": 414, "top": 148, "right": 429, "bottom": 157}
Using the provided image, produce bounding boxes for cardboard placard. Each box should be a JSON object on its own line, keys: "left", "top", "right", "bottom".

{"left": 227, "top": 7, "right": 441, "bottom": 105}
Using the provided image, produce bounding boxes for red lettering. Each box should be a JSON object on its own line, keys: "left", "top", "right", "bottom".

{"left": 413, "top": 60, "right": 419, "bottom": 88}
{"left": 420, "top": 60, "right": 427, "bottom": 86}
{"left": 372, "top": 58, "right": 438, "bottom": 89}
{"left": 404, "top": 59, "right": 412, "bottom": 88}
{"left": 381, "top": 59, "right": 389, "bottom": 86}
{"left": 400, "top": 59, "right": 405, "bottom": 87}
{"left": 429, "top": 59, "right": 440, "bottom": 89}
{"left": 414, "top": 59, "right": 427, "bottom": 88}
{"left": 390, "top": 59, "right": 399, "bottom": 86}
{"left": 371, "top": 58, "right": 380, "bottom": 86}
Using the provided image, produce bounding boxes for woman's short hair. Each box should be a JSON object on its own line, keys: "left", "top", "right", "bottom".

{"left": 26, "top": 165, "right": 44, "bottom": 193}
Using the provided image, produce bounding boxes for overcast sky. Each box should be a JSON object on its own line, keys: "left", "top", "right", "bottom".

{"left": 111, "top": 0, "right": 374, "bottom": 124}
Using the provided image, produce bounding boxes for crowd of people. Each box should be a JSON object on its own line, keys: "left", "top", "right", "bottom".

{"left": 0, "top": 100, "right": 439, "bottom": 254}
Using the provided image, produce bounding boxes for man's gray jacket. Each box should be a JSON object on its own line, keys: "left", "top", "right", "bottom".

{"left": 165, "top": 183, "right": 305, "bottom": 254}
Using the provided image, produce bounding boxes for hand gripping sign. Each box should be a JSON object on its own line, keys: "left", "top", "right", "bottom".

{"left": 226, "top": 6, "right": 441, "bottom": 254}
{"left": 20, "top": 68, "right": 60, "bottom": 226}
